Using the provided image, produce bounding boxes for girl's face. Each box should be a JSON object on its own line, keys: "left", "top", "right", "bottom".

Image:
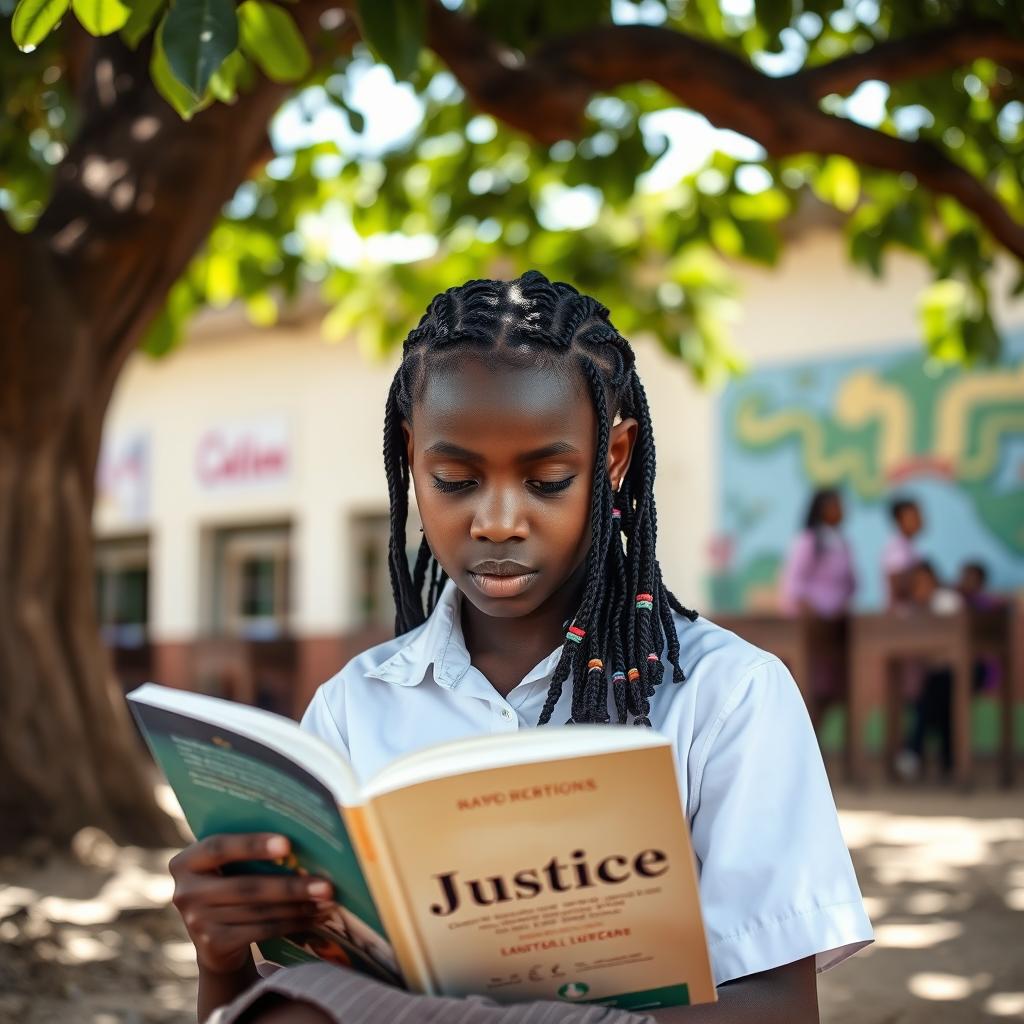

{"left": 403, "top": 355, "right": 637, "bottom": 620}
{"left": 822, "top": 495, "right": 843, "bottom": 527}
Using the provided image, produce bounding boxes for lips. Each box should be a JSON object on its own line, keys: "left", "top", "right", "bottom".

{"left": 467, "top": 560, "right": 538, "bottom": 599}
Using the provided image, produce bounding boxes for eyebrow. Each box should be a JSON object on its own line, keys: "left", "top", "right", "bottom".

{"left": 423, "top": 440, "right": 583, "bottom": 463}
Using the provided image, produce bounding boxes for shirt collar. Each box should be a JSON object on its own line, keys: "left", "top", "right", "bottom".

{"left": 365, "top": 579, "right": 565, "bottom": 693}
{"left": 365, "top": 580, "right": 471, "bottom": 690}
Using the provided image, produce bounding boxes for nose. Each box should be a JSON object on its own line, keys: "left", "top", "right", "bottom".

{"left": 469, "top": 483, "right": 529, "bottom": 543}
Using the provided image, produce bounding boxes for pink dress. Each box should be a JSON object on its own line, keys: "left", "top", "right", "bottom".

{"left": 780, "top": 528, "right": 856, "bottom": 617}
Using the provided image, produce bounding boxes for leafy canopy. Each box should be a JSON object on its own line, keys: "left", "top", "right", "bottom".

{"left": 3, "top": 0, "right": 1023, "bottom": 379}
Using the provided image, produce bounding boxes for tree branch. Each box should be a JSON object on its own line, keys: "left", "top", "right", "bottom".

{"left": 33, "top": 2, "right": 350, "bottom": 381}
{"left": 424, "top": 4, "right": 1024, "bottom": 262}
{"left": 796, "top": 20, "right": 1024, "bottom": 100}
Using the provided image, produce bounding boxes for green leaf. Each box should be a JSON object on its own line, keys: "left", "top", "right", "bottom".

{"left": 151, "top": 15, "right": 213, "bottom": 119}
{"left": 245, "top": 290, "right": 278, "bottom": 326}
{"left": 140, "top": 304, "right": 179, "bottom": 356}
{"left": 71, "top": 0, "right": 130, "bottom": 35}
{"left": 162, "top": 0, "right": 238, "bottom": 98}
{"left": 918, "top": 277, "right": 970, "bottom": 359}
{"left": 356, "top": 0, "right": 424, "bottom": 81}
{"left": 207, "top": 48, "right": 246, "bottom": 102}
{"left": 237, "top": 1, "right": 311, "bottom": 84}
{"left": 754, "top": 0, "right": 793, "bottom": 50}
{"left": 813, "top": 155, "right": 860, "bottom": 213}
{"left": 344, "top": 102, "right": 366, "bottom": 135}
{"left": 121, "top": 0, "right": 164, "bottom": 47}
{"left": 11, "top": 0, "right": 70, "bottom": 50}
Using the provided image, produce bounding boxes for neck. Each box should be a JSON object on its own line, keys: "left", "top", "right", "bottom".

{"left": 460, "top": 562, "right": 587, "bottom": 673}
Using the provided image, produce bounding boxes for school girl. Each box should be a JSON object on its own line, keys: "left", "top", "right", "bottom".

{"left": 169, "top": 271, "right": 873, "bottom": 1024}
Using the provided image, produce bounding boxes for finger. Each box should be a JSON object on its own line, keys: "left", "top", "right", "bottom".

{"left": 189, "top": 871, "right": 334, "bottom": 907}
{"left": 178, "top": 833, "right": 292, "bottom": 873}
{"left": 203, "top": 900, "right": 336, "bottom": 925}
{"left": 205, "top": 916, "right": 333, "bottom": 952}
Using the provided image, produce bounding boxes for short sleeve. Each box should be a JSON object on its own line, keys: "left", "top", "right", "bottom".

{"left": 881, "top": 536, "right": 911, "bottom": 575}
{"left": 689, "top": 657, "right": 873, "bottom": 985}
{"left": 299, "top": 680, "right": 351, "bottom": 758}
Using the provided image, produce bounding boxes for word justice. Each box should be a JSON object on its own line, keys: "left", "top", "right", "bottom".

{"left": 429, "top": 848, "right": 669, "bottom": 917}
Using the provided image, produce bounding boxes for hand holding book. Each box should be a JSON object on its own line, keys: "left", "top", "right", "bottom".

{"left": 169, "top": 832, "right": 337, "bottom": 976}
{"left": 130, "top": 683, "right": 715, "bottom": 1010}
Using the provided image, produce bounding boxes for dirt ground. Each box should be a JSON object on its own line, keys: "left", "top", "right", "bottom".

{"left": 1, "top": 783, "right": 1022, "bottom": 1024}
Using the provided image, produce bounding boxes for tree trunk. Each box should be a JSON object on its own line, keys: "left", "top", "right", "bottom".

{"left": 0, "top": 231, "right": 184, "bottom": 852}
{"left": 0, "top": 6, "right": 342, "bottom": 853}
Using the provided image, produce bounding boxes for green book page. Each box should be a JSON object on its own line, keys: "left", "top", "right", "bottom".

{"left": 130, "top": 701, "right": 403, "bottom": 986}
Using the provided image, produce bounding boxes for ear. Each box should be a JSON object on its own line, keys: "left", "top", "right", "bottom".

{"left": 402, "top": 420, "right": 414, "bottom": 472}
{"left": 607, "top": 417, "right": 638, "bottom": 492}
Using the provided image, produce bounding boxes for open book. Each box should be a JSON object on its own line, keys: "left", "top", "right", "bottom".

{"left": 127, "top": 683, "right": 715, "bottom": 1011}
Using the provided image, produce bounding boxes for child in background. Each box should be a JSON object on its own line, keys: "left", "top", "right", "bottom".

{"left": 881, "top": 497, "right": 923, "bottom": 607}
{"left": 909, "top": 560, "right": 963, "bottom": 615}
{"left": 168, "top": 272, "right": 873, "bottom": 1024}
{"left": 779, "top": 488, "right": 856, "bottom": 618}
{"left": 958, "top": 560, "right": 1000, "bottom": 610}
{"left": 779, "top": 488, "right": 855, "bottom": 729}
{"left": 897, "top": 561, "right": 963, "bottom": 780}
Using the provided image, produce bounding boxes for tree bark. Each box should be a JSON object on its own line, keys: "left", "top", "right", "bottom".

{"left": 0, "top": 225, "right": 185, "bottom": 850}
{"left": 0, "top": 5, "right": 341, "bottom": 852}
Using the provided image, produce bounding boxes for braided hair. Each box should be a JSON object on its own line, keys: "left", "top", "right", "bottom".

{"left": 383, "top": 270, "right": 697, "bottom": 726}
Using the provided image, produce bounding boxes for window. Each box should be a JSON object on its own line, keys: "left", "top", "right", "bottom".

{"left": 95, "top": 538, "right": 149, "bottom": 648}
{"left": 215, "top": 525, "right": 291, "bottom": 640}
{"left": 350, "top": 509, "right": 422, "bottom": 629}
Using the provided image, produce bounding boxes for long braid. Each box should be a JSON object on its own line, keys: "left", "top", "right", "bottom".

{"left": 383, "top": 270, "right": 693, "bottom": 723}
{"left": 411, "top": 537, "right": 432, "bottom": 601}
{"left": 578, "top": 357, "right": 614, "bottom": 724}
{"left": 383, "top": 377, "right": 422, "bottom": 634}
{"left": 630, "top": 373, "right": 659, "bottom": 722}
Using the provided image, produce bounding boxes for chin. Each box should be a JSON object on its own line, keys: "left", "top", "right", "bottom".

{"left": 458, "top": 573, "right": 553, "bottom": 618}
{"left": 461, "top": 589, "right": 541, "bottom": 619}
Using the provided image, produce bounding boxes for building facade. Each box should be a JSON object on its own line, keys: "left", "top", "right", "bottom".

{"left": 95, "top": 231, "right": 1024, "bottom": 716}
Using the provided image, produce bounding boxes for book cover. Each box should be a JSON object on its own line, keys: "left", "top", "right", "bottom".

{"left": 129, "top": 685, "right": 715, "bottom": 1010}
{"left": 368, "top": 744, "right": 715, "bottom": 1009}
{"left": 129, "top": 700, "right": 402, "bottom": 985}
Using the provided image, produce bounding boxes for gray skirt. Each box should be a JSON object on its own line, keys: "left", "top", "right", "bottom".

{"left": 207, "top": 963, "right": 655, "bottom": 1024}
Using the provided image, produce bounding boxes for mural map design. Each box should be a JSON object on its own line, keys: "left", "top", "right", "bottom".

{"left": 714, "top": 334, "right": 1024, "bottom": 611}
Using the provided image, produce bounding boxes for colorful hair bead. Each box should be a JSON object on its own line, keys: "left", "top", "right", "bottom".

{"left": 635, "top": 591, "right": 654, "bottom": 611}
{"left": 647, "top": 653, "right": 660, "bottom": 662}
{"left": 611, "top": 671, "right": 626, "bottom": 685}
{"left": 611, "top": 508, "right": 622, "bottom": 520}
{"left": 627, "top": 668, "right": 640, "bottom": 682}
{"left": 587, "top": 659, "right": 604, "bottom": 672}
{"left": 566, "top": 625, "right": 586, "bottom": 643}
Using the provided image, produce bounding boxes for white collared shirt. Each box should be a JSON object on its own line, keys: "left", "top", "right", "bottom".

{"left": 301, "top": 581, "right": 873, "bottom": 986}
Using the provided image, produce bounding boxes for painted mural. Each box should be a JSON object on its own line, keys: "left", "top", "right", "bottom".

{"left": 713, "top": 333, "right": 1024, "bottom": 611}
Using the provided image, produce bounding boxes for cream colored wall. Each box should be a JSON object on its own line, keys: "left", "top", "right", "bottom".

{"left": 96, "top": 229, "right": 1024, "bottom": 640}
{"left": 96, "top": 325, "right": 400, "bottom": 641}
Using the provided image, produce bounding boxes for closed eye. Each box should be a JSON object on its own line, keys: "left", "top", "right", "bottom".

{"left": 430, "top": 476, "right": 474, "bottom": 494}
{"left": 530, "top": 476, "right": 575, "bottom": 495}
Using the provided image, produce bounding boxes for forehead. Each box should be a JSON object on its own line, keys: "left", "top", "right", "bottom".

{"left": 411, "top": 355, "right": 595, "bottom": 453}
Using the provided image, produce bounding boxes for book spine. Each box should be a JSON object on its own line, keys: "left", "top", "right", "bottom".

{"left": 343, "top": 803, "right": 436, "bottom": 993}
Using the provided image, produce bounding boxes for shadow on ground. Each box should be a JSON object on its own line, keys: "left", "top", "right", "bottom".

{"left": 820, "top": 787, "right": 1024, "bottom": 1023}
{"left": 1, "top": 786, "right": 1022, "bottom": 1023}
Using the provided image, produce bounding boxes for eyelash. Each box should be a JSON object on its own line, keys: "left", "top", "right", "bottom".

{"left": 430, "top": 476, "right": 576, "bottom": 496}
